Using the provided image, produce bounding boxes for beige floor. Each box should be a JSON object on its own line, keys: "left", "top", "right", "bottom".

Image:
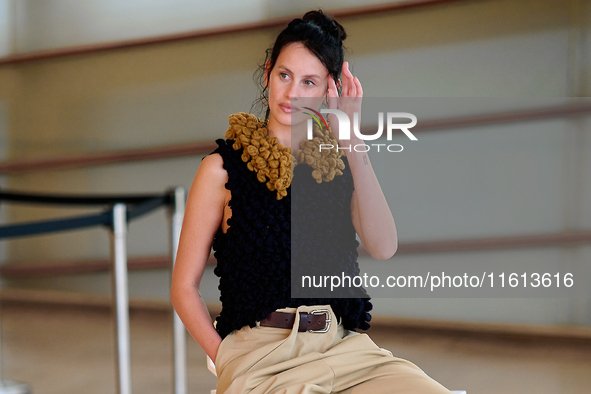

{"left": 2, "top": 303, "right": 590, "bottom": 394}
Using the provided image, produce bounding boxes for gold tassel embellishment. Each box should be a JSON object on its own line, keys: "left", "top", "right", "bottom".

{"left": 225, "top": 112, "right": 345, "bottom": 200}
{"left": 296, "top": 123, "right": 345, "bottom": 183}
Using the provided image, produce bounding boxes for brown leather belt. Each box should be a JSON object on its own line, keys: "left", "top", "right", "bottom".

{"left": 260, "top": 309, "right": 332, "bottom": 333}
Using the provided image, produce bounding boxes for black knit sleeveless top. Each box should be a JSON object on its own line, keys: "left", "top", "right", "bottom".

{"left": 211, "top": 137, "right": 372, "bottom": 339}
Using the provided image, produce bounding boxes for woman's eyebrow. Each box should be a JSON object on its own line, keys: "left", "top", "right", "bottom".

{"left": 277, "top": 65, "right": 321, "bottom": 80}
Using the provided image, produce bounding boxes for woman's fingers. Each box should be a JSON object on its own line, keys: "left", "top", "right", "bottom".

{"left": 326, "top": 61, "right": 363, "bottom": 99}
{"left": 341, "top": 61, "right": 363, "bottom": 98}
{"left": 342, "top": 62, "right": 355, "bottom": 97}
{"left": 326, "top": 61, "right": 363, "bottom": 111}
{"left": 354, "top": 76, "right": 363, "bottom": 98}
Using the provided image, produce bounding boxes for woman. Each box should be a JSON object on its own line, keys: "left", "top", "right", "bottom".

{"left": 171, "top": 10, "right": 451, "bottom": 394}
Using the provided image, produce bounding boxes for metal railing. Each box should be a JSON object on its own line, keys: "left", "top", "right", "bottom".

{"left": 0, "top": 187, "right": 187, "bottom": 394}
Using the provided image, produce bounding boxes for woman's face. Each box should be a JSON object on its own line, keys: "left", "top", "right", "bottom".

{"left": 265, "top": 42, "right": 329, "bottom": 131}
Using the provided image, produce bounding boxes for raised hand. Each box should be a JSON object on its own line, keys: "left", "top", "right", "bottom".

{"left": 327, "top": 61, "right": 363, "bottom": 148}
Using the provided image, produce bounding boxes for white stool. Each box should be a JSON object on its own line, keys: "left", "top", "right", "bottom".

{"left": 208, "top": 356, "right": 217, "bottom": 393}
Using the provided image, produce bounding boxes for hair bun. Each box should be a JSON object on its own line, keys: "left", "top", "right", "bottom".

{"left": 303, "top": 10, "right": 347, "bottom": 41}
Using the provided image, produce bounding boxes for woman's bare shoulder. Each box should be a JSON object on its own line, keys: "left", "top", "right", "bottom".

{"left": 197, "top": 153, "right": 228, "bottom": 183}
{"left": 185, "top": 153, "right": 230, "bottom": 213}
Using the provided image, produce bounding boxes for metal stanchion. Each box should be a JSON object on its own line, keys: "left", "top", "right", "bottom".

{"left": 0, "top": 317, "right": 31, "bottom": 394}
{"left": 169, "top": 187, "right": 187, "bottom": 394}
{"left": 111, "top": 204, "right": 132, "bottom": 394}
{"left": 1, "top": 190, "right": 33, "bottom": 393}
{"left": 0, "top": 381, "right": 31, "bottom": 394}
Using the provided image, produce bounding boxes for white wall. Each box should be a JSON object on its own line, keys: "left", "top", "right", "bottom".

{"left": 0, "top": 0, "right": 14, "bottom": 56}
{"left": 361, "top": 100, "right": 591, "bottom": 326}
{"left": 9, "top": 0, "right": 407, "bottom": 53}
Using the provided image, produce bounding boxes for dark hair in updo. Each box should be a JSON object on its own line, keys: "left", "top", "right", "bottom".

{"left": 253, "top": 10, "right": 347, "bottom": 119}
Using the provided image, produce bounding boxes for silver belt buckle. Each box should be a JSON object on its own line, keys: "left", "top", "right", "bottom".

{"left": 308, "top": 309, "right": 331, "bottom": 333}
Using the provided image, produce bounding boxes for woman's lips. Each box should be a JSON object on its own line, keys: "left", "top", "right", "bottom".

{"left": 279, "top": 103, "right": 299, "bottom": 113}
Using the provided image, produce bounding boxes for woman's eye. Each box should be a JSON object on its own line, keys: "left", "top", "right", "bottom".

{"left": 280, "top": 73, "right": 289, "bottom": 79}
{"left": 304, "top": 80, "right": 315, "bottom": 86}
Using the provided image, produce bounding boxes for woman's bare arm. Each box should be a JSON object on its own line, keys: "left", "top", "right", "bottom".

{"left": 347, "top": 152, "right": 398, "bottom": 260}
{"left": 171, "top": 153, "right": 229, "bottom": 363}
{"left": 328, "top": 62, "right": 398, "bottom": 260}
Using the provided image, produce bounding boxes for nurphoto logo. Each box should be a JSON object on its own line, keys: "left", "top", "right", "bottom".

{"left": 303, "top": 107, "right": 418, "bottom": 153}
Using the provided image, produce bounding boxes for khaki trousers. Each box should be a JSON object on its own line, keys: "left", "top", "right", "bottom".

{"left": 215, "top": 304, "right": 451, "bottom": 394}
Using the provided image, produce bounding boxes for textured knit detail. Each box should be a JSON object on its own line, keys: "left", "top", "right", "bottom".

{"left": 211, "top": 120, "right": 372, "bottom": 340}
{"left": 223, "top": 112, "right": 347, "bottom": 200}
{"left": 224, "top": 113, "right": 293, "bottom": 200}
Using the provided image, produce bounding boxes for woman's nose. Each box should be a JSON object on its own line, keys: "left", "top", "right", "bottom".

{"left": 286, "top": 82, "right": 301, "bottom": 99}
